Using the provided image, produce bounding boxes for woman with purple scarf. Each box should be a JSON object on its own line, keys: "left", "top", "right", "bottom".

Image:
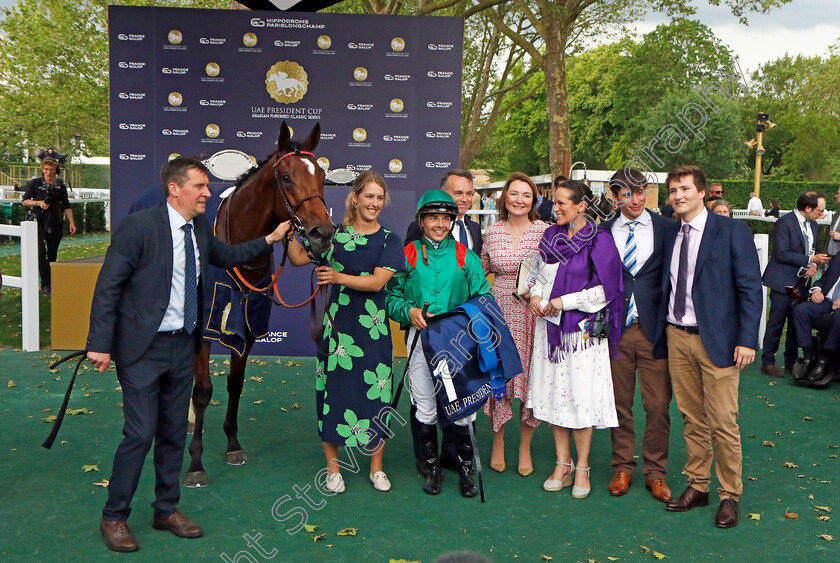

{"left": 526, "top": 180, "right": 623, "bottom": 499}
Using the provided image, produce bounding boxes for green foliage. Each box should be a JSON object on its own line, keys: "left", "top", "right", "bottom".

{"left": 707, "top": 179, "right": 839, "bottom": 211}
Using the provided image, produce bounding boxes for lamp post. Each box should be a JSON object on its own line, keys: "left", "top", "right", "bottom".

{"left": 748, "top": 112, "right": 776, "bottom": 199}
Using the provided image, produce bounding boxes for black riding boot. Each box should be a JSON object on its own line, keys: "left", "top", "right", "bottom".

{"left": 418, "top": 422, "right": 442, "bottom": 495}
{"left": 455, "top": 424, "right": 478, "bottom": 498}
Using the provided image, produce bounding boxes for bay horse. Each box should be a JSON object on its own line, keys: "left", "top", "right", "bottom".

{"left": 184, "top": 122, "right": 333, "bottom": 488}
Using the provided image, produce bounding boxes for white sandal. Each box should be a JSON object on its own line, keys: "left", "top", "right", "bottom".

{"left": 543, "top": 460, "right": 575, "bottom": 491}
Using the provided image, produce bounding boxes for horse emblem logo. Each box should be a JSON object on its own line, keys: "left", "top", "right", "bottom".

{"left": 265, "top": 61, "right": 308, "bottom": 104}
{"left": 317, "top": 157, "right": 330, "bottom": 171}
{"left": 353, "top": 67, "right": 368, "bottom": 81}
{"left": 317, "top": 35, "right": 331, "bottom": 49}
{"left": 168, "top": 92, "right": 183, "bottom": 107}
{"left": 390, "top": 98, "right": 404, "bottom": 113}
{"left": 205, "top": 62, "right": 220, "bottom": 77}
{"left": 168, "top": 30, "right": 183, "bottom": 45}
{"left": 353, "top": 128, "right": 367, "bottom": 142}
{"left": 389, "top": 159, "right": 403, "bottom": 173}
{"left": 205, "top": 124, "right": 220, "bottom": 138}
{"left": 391, "top": 37, "right": 405, "bottom": 51}
{"left": 169, "top": 153, "right": 181, "bottom": 161}
{"left": 243, "top": 33, "right": 258, "bottom": 47}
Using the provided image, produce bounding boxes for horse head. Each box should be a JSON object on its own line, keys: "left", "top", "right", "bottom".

{"left": 270, "top": 121, "right": 335, "bottom": 260}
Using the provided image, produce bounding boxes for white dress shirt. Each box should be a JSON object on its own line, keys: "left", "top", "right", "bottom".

{"left": 746, "top": 196, "right": 764, "bottom": 214}
{"left": 452, "top": 217, "right": 474, "bottom": 250}
{"left": 158, "top": 203, "right": 201, "bottom": 332}
{"left": 611, "top": 209, "right": 654, "bottom": 273}
{"left": 667, "top": 207, "right": 709, "bottom": 327}
{"left": 793, "top": 209, "right": 815, "bottom": 258}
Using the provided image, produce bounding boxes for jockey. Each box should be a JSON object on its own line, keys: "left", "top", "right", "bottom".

{"left": 385, "top": 190, "right": 491, "bottom": 497}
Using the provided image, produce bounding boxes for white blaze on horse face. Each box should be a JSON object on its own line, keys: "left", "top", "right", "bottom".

{"left": 302, "top": 159, "right": 315, "bottom": 176}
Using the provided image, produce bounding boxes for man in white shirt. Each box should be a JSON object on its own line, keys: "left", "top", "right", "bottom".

{"left": 826, "top": 185, "right": 840, "bottom": 256}
{"left": 746, "top": 192, "right": 764, "bottom": 216}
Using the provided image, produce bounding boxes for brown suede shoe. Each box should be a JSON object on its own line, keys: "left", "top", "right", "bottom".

{"left": 645, "top": 478, "right": 672, "bottom": 502}
{"left": 152, "top": 511, "right": 203, "bottom": 538}
{"left": 100, "top": 518, "right": 139, "bottom": 552}
{"left": 665, "top": 486, "right": 709, "bottom": 512}
{"left": 760, "top": 364, "right": 782, "bottom": 377}
{"left": 608, "top": 471, "right": 632, "bottom": 496}
{"left": 715, "top": 498, "right": 739, "bottom": 528}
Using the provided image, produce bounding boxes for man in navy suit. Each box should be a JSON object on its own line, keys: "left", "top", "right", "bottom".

{"left": 760, "top": 191, "right": 829, "bottom": 377}
{"left": 791, "top": 254, "right": 840, "bottom": 387}
{"left": 602, "top": 168, "right": 678, "bottom": 502}
{"left": 86, "top": 158, "right": 291, "bottom": 552}
{"left": 661, "top": 165, "right": 762, "bottom": 529}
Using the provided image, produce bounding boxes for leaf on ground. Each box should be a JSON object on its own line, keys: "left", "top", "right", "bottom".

{"left": 818, "top": 514, "right": 830, "bottom": 521}
{"left": 607, "top": 558, "right": 619, "bottom": 562}
{"left": 253, "top": 400, "right": 263, "bottom": 405}
{"left": 815, "top": 506, "right": 831, "bottom": 512}
{"left": 653, "top": 552, "right": 667, "bottom": 560}
{"left": 210, "top": 400, "right": 220, "bottom": 406}
{"left": 640, "top": 546, "right": 650, "bottom": 554}
{"left": 312, "top": 533, "right": 326, "bottom": 542}
{"left": 50, "top": 368, "right": 58, "bottom": 374}
{"left": 249, "top": 376, "right": 264, "bottom": 383}
{"left": 803, "top": 416, "right": 814, "bottom": 421}
{"left": 540, "top": 556, "right": 552, "bottom": 561}
{"left": 83, "top": 393, "right": 91, "bottom": 398}
{"left": 41, "top": 415, "right": 57, "bottom": 423}
{"left": 389, "top": 560, "right": 420, "bottom": 563}
{"left": 285, "top": 360, "right": 300, "bottom": 366}
{"left": 67, "top": 408, "right": 89, "bottom": 415}
{"left": 82, "top": 464, "right": 99, "bottom": 473}
{"left": 817, "top": 534, "right": 834, "bottom": 541}
{"left": 60, "top": 441, "right": 68, "bottom": 445}
{"left": 280, "top": 407, "right": 288, "bottom": 412}
{"left": 763, "top": 441, "right": 775, "bottom": 447}
{"left": 304, "top": 524, "right": 317, "bottom": 533}
{"left": 785, "top": 510, "right": 799, "bottom": 519}
{"left": 748, "top": 513, "right": 761, "bottom": 520}
{"left": 808, "top": 494, "right": 815, "bottom": 499}
{"left": 747, "top": 476, "right": 758, "bottom": 481}
{"left": 827, "top": 445, "right": 839, "bottom": 449}
{"left": 782, "top": 462, "right": 798, "bottom": 468}
{"left": 93, "top": 479, "right": 109, "bottom": 487}
{"left": 292, "top": 402, "right": 300, "bottom": 409}
{"left": 831, "top": 455, "right": 838, "bottom": 459}
{"left": 7, "top": 380, "right": 15, "bottom": 388}
{"left": 775, "top": 431, "right": 782, "bottom": 436}
{"left": 336, "top": 528, "right": 357, "bottom": 536}
{"left": 43, "top": 408, "right": 51, "bottom": 412}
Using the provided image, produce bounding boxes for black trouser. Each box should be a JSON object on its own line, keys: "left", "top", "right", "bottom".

{"left": 793, "top": 300, "right": 840, "bottom": 352}
{"left": 762, "top": 289, "right": 800, "bottom": 366}
{"left": 36, "top": 220, "right": 62, "bottom": 289}
{"left": 103, "top": 331, "right": 194, "bottom": 521}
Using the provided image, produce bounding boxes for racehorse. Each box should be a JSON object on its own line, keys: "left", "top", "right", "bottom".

{"left": 184, "top": 122, "right": 334, "bottom": 488}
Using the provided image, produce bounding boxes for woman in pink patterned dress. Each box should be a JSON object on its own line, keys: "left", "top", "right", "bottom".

{"left": 481, "top": 172, "right": 548, "bottom": 476}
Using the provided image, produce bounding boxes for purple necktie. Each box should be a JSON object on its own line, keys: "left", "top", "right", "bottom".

{"left": 673, "top": 223, "right": 691, "bottom": 323}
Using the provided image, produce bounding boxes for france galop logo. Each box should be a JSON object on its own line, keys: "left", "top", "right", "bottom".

{"left": 317, "top": 35, "right": 331, "bottom": 49}
{"left": 353, "top": 128, "right": 367, "bottom": 142}
{"left": 243, "top": 33, "right": 258, "bottom": 47}
{"left": 389, "top": 159, "right": 403, "bottom": 173}
{"left": 168, "top": 92, "right": 183, "bottom": 107}
{"left": 390, "top": 98, "right": 404, "bottom": 113}
{"left": 317, "top": 157, "right": 330, "bottom": 171}
{"left": 205, "top": 124, "right": 220, "bottom": 138}
{"left": 353, "top": 67, "right": 368, "bottom": 81}
{"left": 205, "top": 62, "right": 220, "bottom": 77}
{"left": 265, "top": 61, "right": 308, "bottom": 104}
{"left": 391, "top": 37, "right": 405, "bottom": 51}
{"left": 168, "top": 30, "right": 183, "bottom": 45}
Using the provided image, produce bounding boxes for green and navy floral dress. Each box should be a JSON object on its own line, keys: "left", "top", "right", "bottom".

{"left": 316, "top": 225, "right": 405, "bottom": 447}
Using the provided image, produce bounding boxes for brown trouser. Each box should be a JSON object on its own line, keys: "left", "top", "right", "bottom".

{"left": 667, "top": 326, "right": 743, "bottom": 500}
{"left": 609, "top": 325, "right": 671, "bottom": 479}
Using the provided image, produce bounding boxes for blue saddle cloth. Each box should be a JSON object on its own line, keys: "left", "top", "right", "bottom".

{"left": 202, "top": 267, "right": 272, "bottom": 357}
{"left": 420, "top": 295, "right": 523, "bottom": 424}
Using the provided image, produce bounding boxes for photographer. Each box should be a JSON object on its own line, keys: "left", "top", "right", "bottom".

{"left": 22, "top": 158, "right": 76, "bottom": 293}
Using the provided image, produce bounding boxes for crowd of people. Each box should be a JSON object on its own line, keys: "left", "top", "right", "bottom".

{"left": 84, "top": 156, "right": 840, "bottom": 553}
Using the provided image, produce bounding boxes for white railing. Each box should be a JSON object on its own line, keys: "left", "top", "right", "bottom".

{"left": 0, "top": 221, "right": 40, "bottom": 351}
{"left": 754, "top": 234, "right": 769, "bottom": 349}
{"left": 732, "top": 209, "right": 835, "bottom": 225}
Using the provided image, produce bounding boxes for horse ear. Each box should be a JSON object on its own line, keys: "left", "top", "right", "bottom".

{"left": 277, "top": 121, "right": 291, "bottom": 154}
{"left": 300, "top": 122, "right": 320, "bottom": 153}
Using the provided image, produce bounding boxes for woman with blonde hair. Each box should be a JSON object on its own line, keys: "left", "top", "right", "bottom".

{"left": 313, "top": 171, "right": 405, "bottom": 493}
{"left": 481, "top": 172, "right": 549, "bottom": 476}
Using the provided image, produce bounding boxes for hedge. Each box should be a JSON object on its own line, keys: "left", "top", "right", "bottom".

{"left": 0, "top": 201, "right": 107, "bottom": 243}
{"left": 657, "top": 179, "right": 838, "bottom": 209}
{"left": 0, "top": 160, "right": 110, "bottom": 190}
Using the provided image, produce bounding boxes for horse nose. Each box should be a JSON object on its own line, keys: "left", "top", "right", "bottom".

{"left": 307, "top": 224, "right": 335, "bottom": 251}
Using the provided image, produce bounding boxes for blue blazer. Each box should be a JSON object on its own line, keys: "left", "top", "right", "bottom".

{"left": 812, "top": 254, "right": 840, "bottom": 296}
{"left": 661, "top": 211, "right": 763, "bottom": 368}
{"left": 86, "top": 204, "right": 272, "bottom": 366}
{"left": 603, "top": 211, "right": 679, "bottom": 359}
{"left": 762, "top": 210, "right": 817, "bottom": 293}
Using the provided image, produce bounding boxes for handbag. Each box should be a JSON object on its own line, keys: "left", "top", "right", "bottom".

{"left": 512, "top": 253, "right": 542, "bottom": 305}
{"left": 586, "top": 247, "right": 610, "bottom": 339}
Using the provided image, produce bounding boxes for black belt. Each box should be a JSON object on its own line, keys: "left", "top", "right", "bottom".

{"left": 159, "top": 328, "right": 186, "bottom": 335}
{"left": 668, "top": 322, "right": 699, "bottom": 334}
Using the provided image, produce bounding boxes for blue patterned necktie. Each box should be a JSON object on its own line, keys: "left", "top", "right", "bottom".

{"left": 182, "top": 224, "right": 197, "bottom": 334}
{"left": 673, "top": 223, "right": 691, "bottom": 323}
{"left": 456, "top": 219, "right": 469, "bottom": 247}
{"left": 624, "top": 221, "right": 639, "bottom": 326}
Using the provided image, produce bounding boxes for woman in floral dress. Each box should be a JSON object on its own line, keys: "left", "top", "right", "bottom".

{"left": 481, "top": 172, "right": 548, "bottom": 476}
{"left": 314, "top": 171, "right": 405, "bottom": 494}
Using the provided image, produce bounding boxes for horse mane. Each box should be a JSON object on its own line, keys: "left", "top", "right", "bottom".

{"left": 232, "top": 137, "right": 307, "bottom": 189}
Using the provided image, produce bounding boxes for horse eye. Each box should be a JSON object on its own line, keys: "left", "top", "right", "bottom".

{"left": 282, "top": 175, "right": 292, "bottom": 183}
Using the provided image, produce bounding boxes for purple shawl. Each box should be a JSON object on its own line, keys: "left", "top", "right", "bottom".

{"left": 537, "top": 221, "right": 623, "bottom": 359}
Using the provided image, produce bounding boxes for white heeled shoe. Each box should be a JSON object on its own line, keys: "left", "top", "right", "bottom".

{"left": 572, "top": 466, "right": 590, "bottom": 498}
{"left": 543, "top": 460, "right": 575, "bottom": 491}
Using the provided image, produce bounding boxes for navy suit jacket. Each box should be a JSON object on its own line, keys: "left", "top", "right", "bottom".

{"left": 762, "top": 210, "right": 817, "bottom": 293}
{"left": 812, "top": 254, "right": 840, "bottom": 296}
{"left": 603, "top": 211, "right": 679, "bottom": 358}
{"left": 661, "top": 211, "right": 763, "bottom": 368}
{"left": 86, "top": 204, "right": 272, "bottom": 366}
{"left": 405, "top": 215, "right": 483, "bottom": 256}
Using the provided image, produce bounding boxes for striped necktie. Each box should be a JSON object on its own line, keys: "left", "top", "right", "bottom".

{"left": 182, "top": 224, "right": 197, "bottom": 334}
{"left": 624, "top": 221, "right": 639, "bottom": 326}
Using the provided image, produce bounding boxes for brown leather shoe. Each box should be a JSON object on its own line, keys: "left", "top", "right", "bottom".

{"left": 665, "top": 486, "right": 709, "bottom": 512}
{"left": 715, "top": 498, "right": 739, "bottom": 528}
{"left": 760, "top": 364, "right": 782, "bottom": 377}
{"left": 645, "top": 478, "right": 672, "bottom": 502}
{"left": 152, "top": 511, "right": 203, "bottom": 538}
{"left": 100, "top": 518, "right": 139, "bottom": 552}
{"left": 608, "top": 471, "right": 632, "bottom": 496}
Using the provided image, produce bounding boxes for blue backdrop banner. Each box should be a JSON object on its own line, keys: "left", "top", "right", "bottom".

{"left": 109, "top": 5, "right": 463, "bottom": 355}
